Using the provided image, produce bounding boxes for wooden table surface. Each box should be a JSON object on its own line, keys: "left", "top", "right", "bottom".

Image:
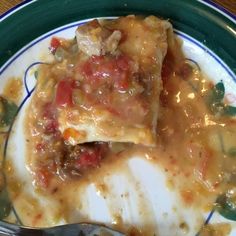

{"left": 0, "top": 0, "right": 236, "bottom": 16}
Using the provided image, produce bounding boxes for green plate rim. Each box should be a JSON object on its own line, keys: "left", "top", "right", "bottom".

{"left": 0, "top": 0, "right": 235, "bottom": 76}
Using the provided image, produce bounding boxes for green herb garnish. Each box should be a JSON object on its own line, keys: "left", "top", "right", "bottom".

{"left": 216, "top": 194, "right": 236, "bottom": 221}
{"left": 0, "top": 96, "right": 18, "bottom": 128}
{"left": 0, "top": 186, "right": 11, "bottom": 219}
{"left": 205, "top": 82, "right": 236, "bottom": 117}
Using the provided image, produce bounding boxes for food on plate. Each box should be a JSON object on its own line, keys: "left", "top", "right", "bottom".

{"left": 1, "top": 15, "right": 236, "bottom": 234}
{"left": 26, "top": 15, "right": 179, "bottom": 181}
{"left": 26, "top": 15, "right": 236, "bottom": 194}
{"left": 36, "top": 16, "right": 173, "bottom": 147}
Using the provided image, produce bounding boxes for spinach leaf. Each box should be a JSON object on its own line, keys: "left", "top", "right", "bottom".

{"left": 0, "top": 181, "right": 11, "bottom": 220}
{"left": 223, "top": 105, "right": 236, "bottom": 116}
{"left": 0, "top": 97, "right": 18, "bottom": 128}
{"left": 216, "top": 194, "right": 236, "bottom": 221}
{"left": 205, "top": 82, "right": 225, "bottom": 106}
{"left": 205, "top": 82, "right": 236, "bottom": 117}
{"left": 213, "top": 82, "right": 225, "bottom": 102}
{"left": 34, "top": 70, "right": 38, "bottom": 80}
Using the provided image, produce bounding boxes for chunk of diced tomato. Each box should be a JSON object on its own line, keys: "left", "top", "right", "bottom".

{"left": 116, "top": 55, "right": 130, "bottom": 71}
{"left": 50, "top": 37, "right": 61, "bottom": 54}
{"left": 35, "top": 169, "right": 51, "bottom": 188}
{"left": 55, "top": 80, "right": 73, "bottom": 107}
{"left": 42, "top": 102, "right": 57, "bottom": 119}
{"left": 90, "top": 55, "right": 105, "bottom": 64}
{"left": 45, "top": 120, "right": 59, "bottom": 134}
{"left": 115, "top": 71, "right": 129, "bottom": 90}
{"left": 41, "top": 102, "right": 59, "bottom": 134}
{"left": 80, "top": 54, "right": 131, "bottom": 91}
{"left": 76, "top": 151, "right": 100, "bottom": 169}
{"left": 75, "top": 144, "right": 108, "bottom": 170}
{"left": 36, "top": 143, "right": 46, "bottom": 152}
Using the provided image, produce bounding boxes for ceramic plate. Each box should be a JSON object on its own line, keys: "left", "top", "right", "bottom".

{"left": 0, "top": 0, "right": 236, "bottom": 235}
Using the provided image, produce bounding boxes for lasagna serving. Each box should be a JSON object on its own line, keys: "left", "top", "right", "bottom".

{"left": 26, "top": 15, "right": 177, "bottom": 181}
{"left": 40, "top": 16, "right": 173, "bottom": 147}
